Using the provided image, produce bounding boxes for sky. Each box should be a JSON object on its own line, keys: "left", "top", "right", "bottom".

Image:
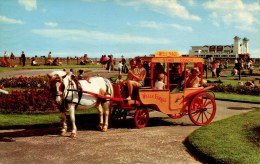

{"left": 0, "top": 0, "right": 260, "bottom": 59}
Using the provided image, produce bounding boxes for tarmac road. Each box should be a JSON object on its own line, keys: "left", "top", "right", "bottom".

{"left": 0, "top": 101, "right": 259, "bottom": 164}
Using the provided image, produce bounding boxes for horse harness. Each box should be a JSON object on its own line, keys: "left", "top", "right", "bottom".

{"left": 60, "top": 76, "right": 112, "bottom": 110}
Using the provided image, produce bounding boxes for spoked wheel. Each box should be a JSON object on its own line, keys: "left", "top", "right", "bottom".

{"left": 189, "top": 92, "right": 216, "bottom": 125}
{"left": 111, "top": 107, "right": 127, "bottom": 122}
{"left": 134, "top": 107, "right": 149, "bottom": 128}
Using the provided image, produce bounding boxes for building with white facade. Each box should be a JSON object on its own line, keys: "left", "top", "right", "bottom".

{"left": 188, "top": 36, "right": 250, "bottom": 59}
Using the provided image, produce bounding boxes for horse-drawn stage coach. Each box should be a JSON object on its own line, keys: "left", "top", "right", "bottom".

{"left": 47, "top": 51, "right": 216, "bottom": 137}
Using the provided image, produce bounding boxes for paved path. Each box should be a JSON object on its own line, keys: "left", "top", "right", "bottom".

{"left": 0, "top": 68, "right": 119, "bottom": 79}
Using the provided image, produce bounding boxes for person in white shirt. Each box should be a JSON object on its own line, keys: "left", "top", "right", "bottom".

{"left": 4, "top": 51, "right": 9, "bottom": 58}
{"left": 154, "top": 73, "right": 165, "bottom": 90}
{"left": 117, "top": 61, "right": 123, "bottom": 75}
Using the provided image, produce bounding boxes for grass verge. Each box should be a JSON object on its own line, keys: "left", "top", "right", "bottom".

{"left": 0, "top": 108, "right": 97, "bottom": 128}
{"left": 188, "top": 110, "right": 260, "bottom": 164}
{"left": 215, "top": 92, "right": 260, "bottom": 103}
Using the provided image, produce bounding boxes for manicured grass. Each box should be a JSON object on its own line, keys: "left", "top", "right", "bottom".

{"left": 0, "top": 108, "right": 97, "bottom": 127}
{"left": 188, "top": 110, "right": 260, "bottom": 163}
{"left": 0, "top": 113, "right": 61, "bottom": 127}
{"left": 215, "top": 92, "right": 260, "bottom": 103}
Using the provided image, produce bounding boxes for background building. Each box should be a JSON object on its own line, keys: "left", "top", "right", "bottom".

{"left": 188, "top": 36, "right": 250, "bottom": 59}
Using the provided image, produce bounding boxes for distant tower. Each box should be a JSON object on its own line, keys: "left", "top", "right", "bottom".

{"left": 233, "top": 36, "right": 241, "bottom": 57}
{"left": 242, "top": 37, "right": 249, "bottom": 54}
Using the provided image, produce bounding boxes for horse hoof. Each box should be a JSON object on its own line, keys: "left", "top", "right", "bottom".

{"left": 70, "top": 133, "right": 76, "bottom": 138}
{"left": 97, "top": 124, "right": 103, "bottom": 131}
{"left": 101, "top": 126, "right": 108, "bottom": 132}
{"left": 60, "top": 131, "right": 66, "bottom": 136}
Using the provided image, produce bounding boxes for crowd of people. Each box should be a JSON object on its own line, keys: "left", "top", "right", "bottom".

{"left": 0, "top": 51, "right": 64, "bottom": 67}
{"left": 205, "top": 57, "right": 255, "bottom": 77}
{"left": 99, "top": 55, "right": 128, "bottom": 74}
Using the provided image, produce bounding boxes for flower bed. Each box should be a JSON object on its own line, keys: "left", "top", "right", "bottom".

{"left": 0, "top": 89, "right": 57, "bottom": 113}
{"left": 0, "top": 76, "right": 58, "bottom": 113}
{"left": 0, "top": 75, "right": 47, "bottom": 88}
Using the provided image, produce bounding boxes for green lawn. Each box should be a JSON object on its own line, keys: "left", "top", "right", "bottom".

{"left": 0, "top": 108, "right": 97, "bottom": 127}
{"left": 215, "top": 92, "right": 260, "bottom": 103}
{"left": 188, "top": 110, "right": 260, "bottom": 163}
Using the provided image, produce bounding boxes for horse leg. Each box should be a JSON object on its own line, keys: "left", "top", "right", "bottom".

{"left": 96, "top": 103, "right": 104, "bottom": 131}
{"left": 68, "top": 104, "right": 77, "bottom": 138}
{"left": 60, "top": 112, "right": 67, "bottom": 136}
{"left": 101, "top": 101, "right": 111, "bottom": 132}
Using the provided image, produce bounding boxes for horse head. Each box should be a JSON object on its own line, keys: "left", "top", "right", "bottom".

{"left": 47, "top": 73, "right": 66, "bottom": 105}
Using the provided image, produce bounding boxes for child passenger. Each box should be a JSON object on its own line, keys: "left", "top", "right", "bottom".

{"left": 154, "top": 73, "right": 165, "bottom": 90}
{"left": 116, "top": 74, "right": 123, "bottom": 85}
{"left": 186, "top": 67, "right": 200, "bottom": 88}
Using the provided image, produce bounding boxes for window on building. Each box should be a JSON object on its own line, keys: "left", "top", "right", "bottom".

{"left": 224, "top": 50, "right": 230, "bottom": 53}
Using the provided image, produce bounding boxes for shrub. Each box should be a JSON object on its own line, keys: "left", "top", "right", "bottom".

{"left": 210, "top": 84, "right": 260, "bottom": 96}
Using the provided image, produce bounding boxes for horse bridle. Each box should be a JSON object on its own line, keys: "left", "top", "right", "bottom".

{"left": 48, "top": 75, "right": 65, "bottom": 97}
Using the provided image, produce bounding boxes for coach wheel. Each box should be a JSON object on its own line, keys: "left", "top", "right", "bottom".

{"left": 189, "top": 92, "right": 216, "bottom": 125}
{"left": 111, "top": 107, "right": 127, "bottom": 122}
{"left": 134, "top": 107, "right": 149, "bottom": 128}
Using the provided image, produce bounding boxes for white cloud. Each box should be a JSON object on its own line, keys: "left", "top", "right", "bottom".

{"left": 132, "top": 21, "right": 193, "bottom": 32}
{"left": 18, "top": 0, "right": 37, "bottom": 11}
{"left": 203, "top": 0, "right": 260, "bottom": 31}
{"left": 32, "top": 29, "right": 172, "bottom": 44}
{"left": 114, "top": 0, "right": 201, "bottom": 21}
{"left": 133, "top": 21, "right": 162, "bottom": 30}
{"left": 0, "top": 15, "right": 24, "bottom": 24}
{"left": 44, "top": 22, "right": 58, "bottom": 28}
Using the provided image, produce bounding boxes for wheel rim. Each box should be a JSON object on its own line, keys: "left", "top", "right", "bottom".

{"left": 189, "top": 92, "right": 216, "bottom": 125}
{"left": 134, "top": 107, "right": 149, "bottom": 128}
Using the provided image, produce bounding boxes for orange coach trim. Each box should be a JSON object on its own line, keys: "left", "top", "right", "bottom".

{"left": 152, "top": 57, "right": 204, "bottom": 63}
{"left": 155, "top": 51, "right": 179, "bottom": 57}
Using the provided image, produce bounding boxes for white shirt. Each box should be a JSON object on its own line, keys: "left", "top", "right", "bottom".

{"left": 4, "top": 51, "right": 8, "bottom": 58}
{"left": 118, "top": 63, "right": 123, "bottom": 69}
{"left": 154, "top": 81, "right": 164, "bottom": 90}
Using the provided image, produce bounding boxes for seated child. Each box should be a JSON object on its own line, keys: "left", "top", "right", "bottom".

{"left": 116, "top": 74, "right": 123, "bottom": 85}
{"left": 154, "top": 73, "right": 165, "bottom": 90}
{"left": 186, "top": 67, "right": 200, "bottom": 88}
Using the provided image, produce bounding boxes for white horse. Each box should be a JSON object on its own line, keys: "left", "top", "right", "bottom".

{"left": 47, "top": 70, "right": 114, "bottom": 137}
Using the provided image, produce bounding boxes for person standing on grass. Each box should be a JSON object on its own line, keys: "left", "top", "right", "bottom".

{"left": 118, "top": 61, "right": 123, "bottom": 75}
{"left": 249, "top": 63, "right": 254, "bottom": 76}
{"left": 121, "top": 55, "right": 127, "bottom": 73}
{"left": 21, "top": 51, "right": 26, "bottom": 67}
